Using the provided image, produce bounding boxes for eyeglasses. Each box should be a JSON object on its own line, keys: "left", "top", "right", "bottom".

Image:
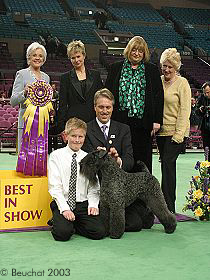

{"left": 131, "top": 48, "right": 144, "bottom": 54}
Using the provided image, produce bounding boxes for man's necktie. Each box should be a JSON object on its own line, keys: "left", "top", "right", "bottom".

{"left": 101, "top": 125, "right": 108, "bottom": 140}
{"left": 68, "top": 153, "right": 77, "bottom": 211}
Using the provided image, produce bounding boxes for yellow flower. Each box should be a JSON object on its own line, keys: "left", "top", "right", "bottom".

{"left": 193, "top": 176, "right": 200, "bottom": 180}
{"left": 193, "top": 189, "right": 203, "bottom": 200}
{"left": 194, "top": 207, "right": 203, "bottom": 217}
{"left": 200, "top": 161, "right": 210, "bottom": 168}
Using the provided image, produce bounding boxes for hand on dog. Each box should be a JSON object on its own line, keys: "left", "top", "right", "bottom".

{"left": 108, "top": 147, "right": 122, "bottom": 167}
{"left": 62, "top": 210, "right": 75, "bottom": 221}
{"left": 97, "top": 146, "right": 122, "bottom": 167}
{"left": 88, "top": 207, "right": 99, "bottom": 215}
{"left": 97, "top": 146, "right": 106, "bottom": 151}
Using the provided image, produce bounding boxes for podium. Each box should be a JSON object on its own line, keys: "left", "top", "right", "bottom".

{"left": 0, "top": 170, "right": 52, "bottom": 231}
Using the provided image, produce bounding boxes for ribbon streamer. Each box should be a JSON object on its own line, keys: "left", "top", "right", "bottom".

{"left": 16, "top": 80, "right": 53, "bottom": 176}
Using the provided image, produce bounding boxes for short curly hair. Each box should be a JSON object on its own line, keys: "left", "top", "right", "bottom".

{"left": 26, "top": 42, "right": 47, "bottom": 66}
{"left": 67, "top": 40, "right": 86, "bottom": 59}
{"left": 160, "top": 48, "right": 181, "bottom": 71}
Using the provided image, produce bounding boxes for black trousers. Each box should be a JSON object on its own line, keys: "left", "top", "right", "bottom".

{"left": 125, "top": 199, "right": 155, "bottom": 231}
{"left": 201, "top": 129, "right": 210, "bottom": 160}
{"left": 50, "top": 201, "right": 106, "bottom": 241}
{"left": 156, "top": 136, "right": 186, "bottom": 213}
{"left": 128, "top": 123, "right": 152, "bottom": 173}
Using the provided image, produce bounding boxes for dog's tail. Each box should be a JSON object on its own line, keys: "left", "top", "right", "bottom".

{"left": 136, "top": 160, "right": 150, "bottom": 173}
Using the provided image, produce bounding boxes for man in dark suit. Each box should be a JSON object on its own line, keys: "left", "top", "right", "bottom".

{"left": 83, "top": 89, "right": 134, "bottom": 172}
{"left": 83, "top": 88, "right": 155, "bottom": 231}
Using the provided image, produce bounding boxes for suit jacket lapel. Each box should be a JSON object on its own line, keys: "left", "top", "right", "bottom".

{"left": 90, "top": 120, "right": 107, "bottom": 146}
{"left": 85, "top": 69, "right": 94, "bottom": 95}
{"left": 70, "top": 69, "right": 84, "bottom": 100}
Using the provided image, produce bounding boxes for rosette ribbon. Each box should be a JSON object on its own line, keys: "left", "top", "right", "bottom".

{"left": 16, "top": 80, "right": 54, "bottom": 176}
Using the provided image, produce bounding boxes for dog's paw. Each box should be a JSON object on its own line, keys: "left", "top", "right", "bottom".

{"left": 110, "top": 231, "right": 124, "bottom": 239}
{"left": 164, "top": 223, "right": 177, "bottom": 234}
{"left": 110, "top": 235, "right": 122, "bottom": 239}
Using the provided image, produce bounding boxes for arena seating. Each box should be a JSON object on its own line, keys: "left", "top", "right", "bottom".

{"left": 161, "top": 6, "right": 209, "bottom": 25}
{"left": 4, "top": 0, "right": 65, "bottom": 15}
{"left": 0, "top": 118, "right": 17, "bottom": 152}
{"left": 182, "top": 58, "right": 210, "bottom": 87}
{"left": 0, "top": 14, "right": 39, "bottom": 41}
{"left": 26, "top": 17, "right": 101, "bottom": 45}
{"left": 186, "top": 129, "right": 203, "bottom": 149}
{"left": 0, "top": 41, "right": 17, "bottom": 71}
{"left": 106, "top": 22, "right": 184, "bottom": 49}
{"left": 107, "top": 4, "right": 165, "bottom": 22}
{"left": 161, "top": 6, "right": 209, "bottom": 56}
{"left": 184, "top": 27, "right": 210, "bottom": 55}
{"left": 66, "top": 0, "right": 96, "bottom": 9}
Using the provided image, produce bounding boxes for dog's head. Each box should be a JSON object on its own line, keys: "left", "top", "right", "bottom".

{"left": 80, "top": 150, "right": 108, "bottom": 185}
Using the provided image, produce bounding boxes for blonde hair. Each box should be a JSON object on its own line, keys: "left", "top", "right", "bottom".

{"left": 65, "top": 117, "right": 87, "bottom": 135}
{"left": 124, "top": 36, "right": 150, "bottom": 63}
{"left": 160, "top": 48, "right": 181, "bottom": 71}
{"left": 26, "top": 42, "right": 47, "bottom": 66}
{"left": 67, "top": 40, "right": 86, "bottom": 59}
{"left": 94, "top": 88, "right": 115, "bottom": 106}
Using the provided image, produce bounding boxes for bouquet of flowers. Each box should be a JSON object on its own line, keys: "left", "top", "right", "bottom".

{"left": 183, "top": 161, "right": 210, "bottom": 220}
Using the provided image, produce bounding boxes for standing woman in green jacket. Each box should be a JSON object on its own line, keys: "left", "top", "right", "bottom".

{"left": 157, "top": 48, "right": 191, "bottom": 213}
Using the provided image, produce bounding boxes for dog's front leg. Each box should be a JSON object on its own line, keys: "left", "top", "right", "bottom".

{"left": 110, "top": 207, "right": 125, "bottom": 239}
{"left": 100, "top": 204, "right": 110, "bottom": 237}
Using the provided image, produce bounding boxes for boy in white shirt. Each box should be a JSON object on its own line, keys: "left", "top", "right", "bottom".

{"left": 48, "top": 117, "right": 105, "bottom": 241}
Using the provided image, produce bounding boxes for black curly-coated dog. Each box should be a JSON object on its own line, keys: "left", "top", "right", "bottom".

{"left": 80, "top": 150, "right": 177, "bottom": 239}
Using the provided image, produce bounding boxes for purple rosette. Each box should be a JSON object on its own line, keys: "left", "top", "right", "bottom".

{"left": 27, "top": 80, "right": 53, "bottom": 107}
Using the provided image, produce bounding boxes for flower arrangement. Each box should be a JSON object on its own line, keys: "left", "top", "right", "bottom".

{"left": 183, "top": 161, "right": 210, "bottom": 220}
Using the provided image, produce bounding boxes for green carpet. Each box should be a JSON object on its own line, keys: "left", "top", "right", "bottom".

{"left": 0, "top": 153, "right": 209, "bottom": 280}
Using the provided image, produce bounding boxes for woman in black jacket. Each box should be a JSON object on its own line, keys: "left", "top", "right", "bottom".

{"left": 57, "top": 40, "right": 103, "bottom": 134}
{"left": 105, "top": 36, "right": 164, "bottom": 172}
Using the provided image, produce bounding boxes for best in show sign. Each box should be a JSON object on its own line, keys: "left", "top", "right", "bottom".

{"left": 0, "top": 170, "right": 51, "bottom": 230}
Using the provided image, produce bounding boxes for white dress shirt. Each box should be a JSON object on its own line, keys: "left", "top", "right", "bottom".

{"left": 48, "top": 146, "right": 100, "bottom": 213}
{"left": 95, "top": 118, "right": 122, "bottom": 168}
{"left": 96, "top": 118, "right": 110, "bottom": 138}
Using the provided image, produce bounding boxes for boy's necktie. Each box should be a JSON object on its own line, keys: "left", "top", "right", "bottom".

{"left": 68, "top": 153, "right": 77, "bottom": 211}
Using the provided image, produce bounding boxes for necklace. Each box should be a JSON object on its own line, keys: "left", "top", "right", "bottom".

{"left": 29, "top": 66, "right": 41, "bottom": 80}
{"left": 76, "top": 68, "right": 86, "bottom": 80}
